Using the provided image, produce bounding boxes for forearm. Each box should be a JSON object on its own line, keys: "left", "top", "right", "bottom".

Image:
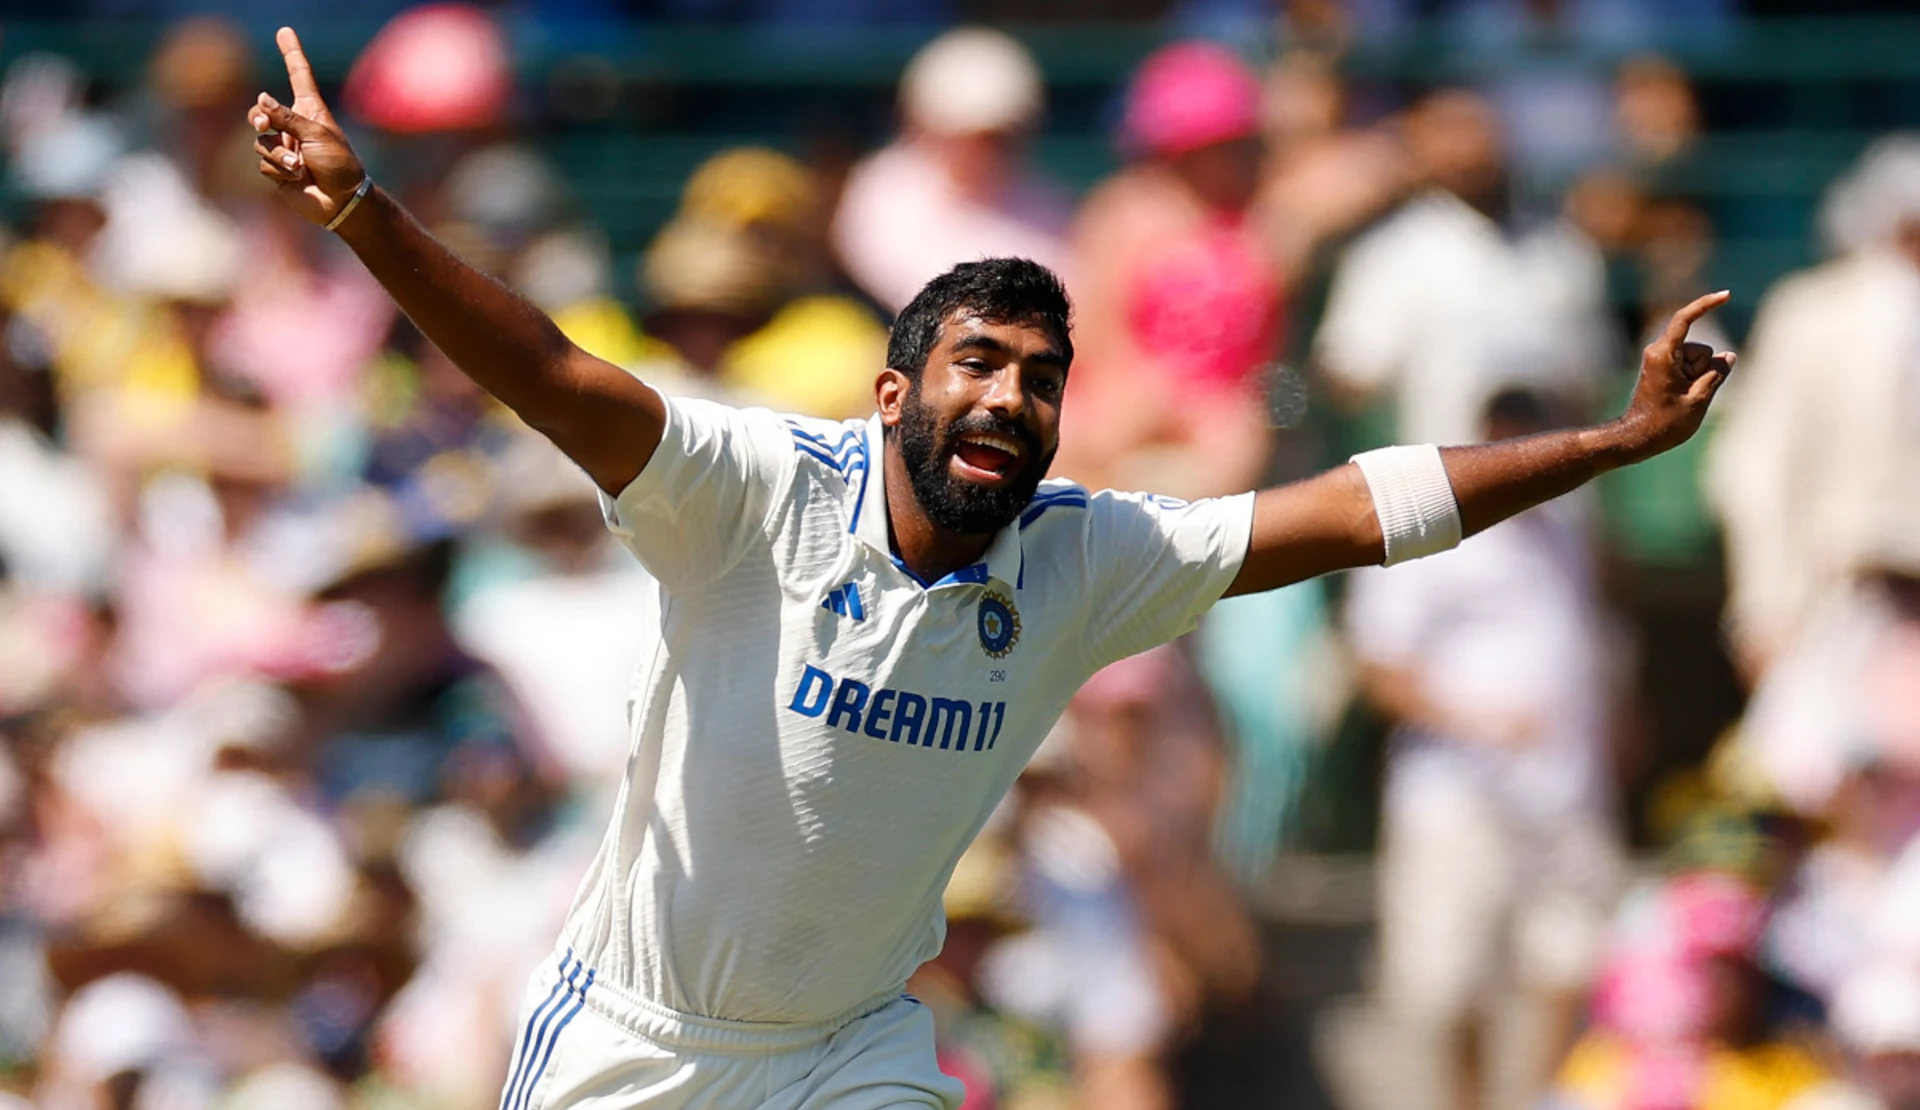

{"left": 1441, "top": 418, "right": 1641, "bottom": 539}
{"left": 1229, "top": 418, "right": 1646, "bottom": 596}
{"left": 332, "top": 188, "right": 662, "bottom": 492}
{"left": 1230, "top": 291, "right": 1733, "bottom": 597}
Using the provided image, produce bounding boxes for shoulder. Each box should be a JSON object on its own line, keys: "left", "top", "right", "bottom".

{"left": 1017, "top": 479, "right": 1093, "bottom": 531}
{"left": 1026, "top": 484, "right": 1232, "bottom": 546}
{"left": 778, "top": 412, "right": 871, "bottom": 487}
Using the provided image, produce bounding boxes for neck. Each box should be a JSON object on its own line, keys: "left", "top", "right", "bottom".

{"left": 882, "top": 440, "right": 994, "bottom": 583}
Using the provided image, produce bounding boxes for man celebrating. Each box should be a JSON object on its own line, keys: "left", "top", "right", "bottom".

{"left": 250, "top": 27, "right": 1734, "bottom": 1110}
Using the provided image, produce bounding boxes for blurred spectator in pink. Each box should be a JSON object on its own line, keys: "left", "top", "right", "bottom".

{"left": 1314, "top": 88, "right": 1612, "bottom": 449}
{"left": 1705, "top": 135, "right": 1920, "bottom": 681}
{"left": 1346, "top": 390, "right": 1626, "bottom": 1110}
{"left": 1548, "top": 868, "right": 1834, "bottom": 1110}
{"left": 832, "top": 28, "right": 1072, "bottom": 315}
{"left": 1059, "top": 41, "right": 1278, "bottom": 500}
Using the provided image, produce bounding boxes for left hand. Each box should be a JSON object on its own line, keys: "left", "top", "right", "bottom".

{"left": 1619, "top": 290, "right": 1738, "bottom": 460}
{"left": 249, "top": 27, "right": 368, "bottom": 228}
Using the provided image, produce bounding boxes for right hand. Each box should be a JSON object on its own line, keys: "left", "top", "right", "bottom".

{"left": 249, "top": 27, "right": 368, "bottom": 228}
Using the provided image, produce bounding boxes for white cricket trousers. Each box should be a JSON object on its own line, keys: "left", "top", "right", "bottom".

{"left": 497, "top": 948, "right": 967, "bottom": 1110}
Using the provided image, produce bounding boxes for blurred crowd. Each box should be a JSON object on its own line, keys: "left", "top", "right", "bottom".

{"left": 0, "top": 4, "right": 1918, "bottom": 1110}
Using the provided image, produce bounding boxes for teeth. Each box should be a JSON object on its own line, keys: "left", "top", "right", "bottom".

{"left": 959, "top": 433, "right": 1023, "bottom": 457}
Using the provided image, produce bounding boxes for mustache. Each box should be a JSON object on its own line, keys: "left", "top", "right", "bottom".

{"left": 941, "top": 411, "right": 1042, "bottom": 461}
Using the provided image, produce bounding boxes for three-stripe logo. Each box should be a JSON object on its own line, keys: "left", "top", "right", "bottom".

{"left": 500, "top": 950, "right": 595, "bottom": 1110}
{"left": 822, "top": 582, "right": 866, "bottom": 621}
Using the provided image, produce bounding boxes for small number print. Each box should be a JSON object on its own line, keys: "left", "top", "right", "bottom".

{"left": 989, "top": 670, "right": 1006, "bottom": 683}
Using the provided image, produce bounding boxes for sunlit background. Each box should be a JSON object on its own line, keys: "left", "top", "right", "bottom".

{"left": 2, "top": 2, "right": 1920, "bottom": 1108}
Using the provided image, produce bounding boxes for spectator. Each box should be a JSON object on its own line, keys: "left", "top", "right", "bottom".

{"left": 1060, "top": 41, "right": 1280, "bottom": 499}
{"left": 1705, "top": 135, "right": 1920, "bottom": 679}
{"left": 454, "top": 432, "right": 655, "bottom": 810}
{"left": 1549, "top": 869, "right": 1834, "bottom": 1110}
{"left": 1314, "top": 88, "right": 1612, "bottom": 449}
{"left": 1255, "top": 50, "right": 1410, "bottom": 284}
{"left": 1346, "top": 389, "right": 1626, "bottom": 1110}
{"left": 676, "top": 148, "right": 888, "bottom": 420}
{"left": 832, "top": 28, "right": 1072, "bottom": 314}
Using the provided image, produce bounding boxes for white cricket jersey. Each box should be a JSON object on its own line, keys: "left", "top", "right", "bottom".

{"left": 559, "top": 392, "right": 1253, "bottom": 1026}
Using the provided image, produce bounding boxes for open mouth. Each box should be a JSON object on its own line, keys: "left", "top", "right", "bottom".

{"left": 950, "top": 431, "right": 1026, "bottom": 482}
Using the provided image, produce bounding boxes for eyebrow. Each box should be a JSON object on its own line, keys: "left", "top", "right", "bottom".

{"left": 951, "top": 334, "right": 1068, "bottom": 370}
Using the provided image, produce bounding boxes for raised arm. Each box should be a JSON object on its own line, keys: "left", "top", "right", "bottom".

{"left": 1226, "top": 291, "right": 1736, "bottom": 596}
{"left": 248, "top": 27, "right": 662, "bottom": 496}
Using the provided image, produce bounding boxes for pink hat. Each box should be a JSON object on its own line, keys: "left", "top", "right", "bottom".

{"left": 1123, "top": 42, "right": 1263, "bottom": 159}
{"left": 344, "top": 4, "right": 510, "bottom": 134}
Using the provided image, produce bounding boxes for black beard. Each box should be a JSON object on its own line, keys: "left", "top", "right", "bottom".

{"left": 896, "top": 385, "right": 1053, "bottom": 536}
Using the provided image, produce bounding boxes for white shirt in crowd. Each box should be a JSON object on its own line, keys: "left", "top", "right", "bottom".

{"left": 1706, "top": 248, "right": 1920, "bottom": 657}
{"left": 1345, "top": 501, "right": 1613, "bottom": 821}
{"left": 561, "top": 392, "right": 1253, "bottom": 1025}
{"left": 1314, "top": 190, "right": 1611, "bottom": 447}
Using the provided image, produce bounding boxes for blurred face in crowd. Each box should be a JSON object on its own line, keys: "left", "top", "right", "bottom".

{"left": 1406, "top": 90, "right": 1506, "bottom": 212}
{"left": 889, "top": 313, "right": 1064, "bottom": 535}
{"left": 1616, "top": 56, "right": 1700, "bottom": 165}
{"left": 924, "top": 127, "right": 1026, "bottom": 202}
{"left": 1170, "top": 135, "right": 1265, "bottom": 215}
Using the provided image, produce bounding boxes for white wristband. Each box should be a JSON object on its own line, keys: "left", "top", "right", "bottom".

{"left": 1350, "top": 444, "right": 1461, "bottom": 566}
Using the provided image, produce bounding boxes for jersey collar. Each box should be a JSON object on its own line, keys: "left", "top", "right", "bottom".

{"left": 853, "top": 414, "right": 1024, "bottom": 591}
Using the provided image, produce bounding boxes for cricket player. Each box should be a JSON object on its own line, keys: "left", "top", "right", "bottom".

{"left": 250, "top": 27, "right": 1735, "bottom": 1110}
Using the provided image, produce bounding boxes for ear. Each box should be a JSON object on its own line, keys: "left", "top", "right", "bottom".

{"left": 876, "top": 368, "right": 910, "bottom": 428}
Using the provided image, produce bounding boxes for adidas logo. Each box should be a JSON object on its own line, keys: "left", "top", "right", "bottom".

{"left": 822, "top": 582, "right": 866, "bottom": 621}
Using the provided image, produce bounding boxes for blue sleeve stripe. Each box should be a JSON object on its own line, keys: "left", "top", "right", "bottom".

{"left": 792, "top": 437, "right": 840, "bottom": 470}
{"left": 1019, "top": 495, "right": 1088, "bottom": 529}
{"left": 514, "top": 968, "right": 595, "bottom": 1110}
{"left": 501, "top": 952, "right": 580, "bottom": 1110}
{"left": 788, "top": 421, "right": 862, "bottom": 458}
{"left": 791, "top": 426, "right": 871, "bottom": 495}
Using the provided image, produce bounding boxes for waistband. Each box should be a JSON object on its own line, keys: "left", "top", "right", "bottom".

{"left": 545, "top": 947, "right": 904, "bottom": 1055}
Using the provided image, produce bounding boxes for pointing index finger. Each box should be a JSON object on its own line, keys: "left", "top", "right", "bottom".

{"left": 1660, "top": 289, "right": 1732, "bottom": 350}
{"left": 276, "top": 27, "right": 328, "bottom": 114}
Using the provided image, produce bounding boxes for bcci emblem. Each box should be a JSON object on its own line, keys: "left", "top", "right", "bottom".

{"left": 977, "top": 589, "right": 1021, "bottom": 658}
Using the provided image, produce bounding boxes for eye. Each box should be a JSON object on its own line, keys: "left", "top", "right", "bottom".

{"left": 1032, "top": 374, "right": 1065, "bottom": 399}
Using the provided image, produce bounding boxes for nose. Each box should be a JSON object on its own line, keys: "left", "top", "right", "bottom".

{"left": 981, "top": 365, "right": 1027, "bottom": 421}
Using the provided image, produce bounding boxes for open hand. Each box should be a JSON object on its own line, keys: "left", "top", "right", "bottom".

{"left": 1620, "top": 290, "right": 1738, "bottom": 459}
{"left": 249, "top": 27, "right": 367, "bottom": 228}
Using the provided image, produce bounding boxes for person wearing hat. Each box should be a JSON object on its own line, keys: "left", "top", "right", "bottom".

{"left": 832, "top": 28, "right": 1072, "bottom": 315}
{"left": 251, "top": 23, "right": 1738, "bottom": 1108}
{"left": 1058, "top": 42, "right": 1280, "bottom": 502}
{"left": 1707, "top": 135, "right": 1920, "bottom": 683}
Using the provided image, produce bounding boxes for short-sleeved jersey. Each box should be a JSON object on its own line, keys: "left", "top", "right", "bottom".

{"left": 561, "top": 392, "right": 1253, "bottom": 1025}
